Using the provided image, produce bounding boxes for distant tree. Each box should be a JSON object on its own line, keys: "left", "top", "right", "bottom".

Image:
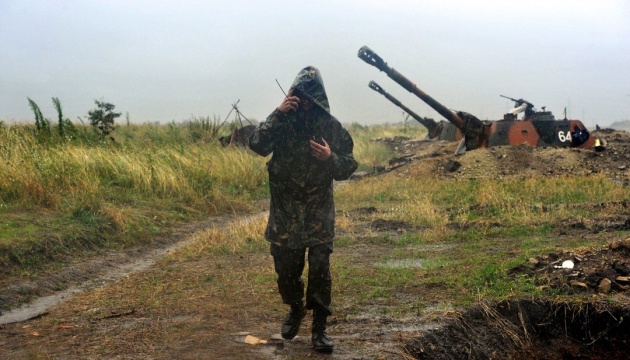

{"left": 88, "top": 100, "right": 121, "bottom": 139}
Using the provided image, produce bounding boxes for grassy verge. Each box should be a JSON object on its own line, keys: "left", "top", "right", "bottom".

{"left": 53, "top": 170, "right": 630, "bottom": 312}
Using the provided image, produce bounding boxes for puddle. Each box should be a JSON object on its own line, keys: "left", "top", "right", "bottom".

{"left": 422, "top": 303, "right": 455, "bottom": 313}
{"left": 407, "top": 244, "right": 455, "bottom": 252}
{"left": 0, "top": 288, "right": 80, "bottom": 324}
{"left": 376, "top": 258, "right": 425, "bottom": 268}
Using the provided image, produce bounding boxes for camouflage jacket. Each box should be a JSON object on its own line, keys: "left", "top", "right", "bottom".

{"left": 249, "top": 66, "right": 358, "bottom": 249}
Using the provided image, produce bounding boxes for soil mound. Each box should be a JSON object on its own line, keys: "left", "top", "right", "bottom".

{"left": 373, "top": 128, "right": 630, "bottom": 184}
{"left": 509, "top": 238, "right": 630, "bottom": 301}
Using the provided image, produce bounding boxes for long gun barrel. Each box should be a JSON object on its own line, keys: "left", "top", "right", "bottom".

{"left": 358, "top": 46, "right": 488, "bottom": 149}
{"left": 358, "top": 46, "right": 466, "bottom": 128}
{"left": 368, "top": 81, "right": 440, "bottom": 138}
{"left": 500, "top": 94, "right": 521, "bottom": 103}
{"left": 500, "top": 94, "right": 531, "bottom": 107}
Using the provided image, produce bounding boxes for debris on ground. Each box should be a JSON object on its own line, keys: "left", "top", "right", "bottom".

{"left": 509, "top": 238, "right": 630, "bottom": 300}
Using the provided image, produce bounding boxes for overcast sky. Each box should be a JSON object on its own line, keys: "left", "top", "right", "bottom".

{"left": 1, "top": 0, "right": 629, "bottom": 128}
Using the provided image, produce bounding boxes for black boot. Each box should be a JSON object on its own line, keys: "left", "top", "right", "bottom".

{"left": 281, "top": 301, "right": 306, "bottom": 340}
{"left": 311, "top": 308, "right": 333, "bottom": 353}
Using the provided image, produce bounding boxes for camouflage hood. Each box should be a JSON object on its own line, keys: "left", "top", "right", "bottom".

{"left": 289, "top": 66, "right": 330, "bottom": 115}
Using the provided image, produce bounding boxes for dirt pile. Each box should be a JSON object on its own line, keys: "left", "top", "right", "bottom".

{"left": 509, "top": 238, "right": 630, "bottom": 300}
{"left": 373, "top": 128, "right": 630, "bottom": 184}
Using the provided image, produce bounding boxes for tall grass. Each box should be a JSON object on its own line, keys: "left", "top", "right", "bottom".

{"left": 348, "top": 122, "right": 427, "bottom": 141}
{"left": 0, "top": 121, "right": 269, "bottom": 273}
{"left": 352, "top": 140, "right": 395, "bottom": 172}
{"left": 0, "top": 117, "right": 418, "bottom": 274}
{"left": 3, "top": 118, "right": 628, "bottom": 314}
{"left": 0, "top": 125, "right": 268, "bottom": 209}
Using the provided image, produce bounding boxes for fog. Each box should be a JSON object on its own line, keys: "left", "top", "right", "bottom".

{"left": 1, "top": 0, "right": 629, "bottom": 127}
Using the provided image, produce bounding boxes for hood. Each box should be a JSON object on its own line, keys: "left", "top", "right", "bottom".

{"left": 289, "top": 66, "right": 330, "bottom": 114}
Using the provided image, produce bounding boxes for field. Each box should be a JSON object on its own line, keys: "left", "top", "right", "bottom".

{"left": 1, "top": 122, "right": 630, "bottom": 359}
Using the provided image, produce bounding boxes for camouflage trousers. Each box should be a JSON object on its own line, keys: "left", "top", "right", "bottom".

{"left": 270, "top": 243, "right": 333, "bottom": 316}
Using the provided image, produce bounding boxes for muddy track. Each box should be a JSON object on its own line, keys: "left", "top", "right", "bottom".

{"left": 0, "top": 210, "right": 268, "bottom": 325}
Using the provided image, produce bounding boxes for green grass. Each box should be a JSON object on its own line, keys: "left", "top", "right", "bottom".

{"left": 331, "top": 166, "right": 630, "bottom": 307}
{"left": 349, "top": 122, "right": 427, "bottom": 172}
{"left": 5, "top": 125, "right": 630, "bottom": 359}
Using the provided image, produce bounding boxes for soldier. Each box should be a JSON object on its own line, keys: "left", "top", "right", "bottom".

{"left": 249, "top": 66, "right": 358, "bottom": 353}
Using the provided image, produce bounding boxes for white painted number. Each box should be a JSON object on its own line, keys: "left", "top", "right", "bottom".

{"left": 557, "top": 131, "right": 572, "bottom": 143}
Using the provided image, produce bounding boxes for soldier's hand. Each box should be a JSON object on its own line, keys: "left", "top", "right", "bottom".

{"left": 310, "top": 138, "right": 331, "bottom": 161}
{"left": 277, "top": 92, "right": 300, "bottom": 114}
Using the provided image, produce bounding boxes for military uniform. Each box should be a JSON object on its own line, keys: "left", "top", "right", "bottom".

{"left": 249, "top": 66, "right": 357, "bottom": 351}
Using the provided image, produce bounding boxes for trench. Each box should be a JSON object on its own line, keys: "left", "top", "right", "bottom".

{"left": 403, "top": 299, "right": 630, "bottom": 360}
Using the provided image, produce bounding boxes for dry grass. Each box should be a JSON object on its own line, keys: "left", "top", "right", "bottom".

{"left": 182, "top": 215, "right": 268, "bottom": 256}
{"left": 350, "top": 123, "right": 427, "bottom": 172}
{"left": 2, "top": 215, "right": 278, "bottom": 359}
{"left": 0, "top": 123, "right": 271, "bottom": 275}
{"left": 353, "top": 139, "right": 396, "bottom": 171}
{"left": 337, "top": 170, "right": 627, "bottom": 229}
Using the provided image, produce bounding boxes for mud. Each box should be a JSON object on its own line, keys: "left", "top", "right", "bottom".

{"left": 376, "top": 129, "right": 630, "bottom": 184}
{"left": 370, "top": 219, "right": 415, "bottom": 233}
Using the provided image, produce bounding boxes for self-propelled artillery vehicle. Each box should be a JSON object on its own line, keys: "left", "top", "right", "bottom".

{"left": 358, "top": 46, "right": 604, "bottom": 153}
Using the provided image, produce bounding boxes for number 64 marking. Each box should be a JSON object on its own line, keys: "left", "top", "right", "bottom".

{"left": 558, "top": 131, "right": 572, "bottom": 142}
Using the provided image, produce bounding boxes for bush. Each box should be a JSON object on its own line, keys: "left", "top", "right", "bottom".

{"left": 88, "top": 100, "right": 121, "bottom": 139}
